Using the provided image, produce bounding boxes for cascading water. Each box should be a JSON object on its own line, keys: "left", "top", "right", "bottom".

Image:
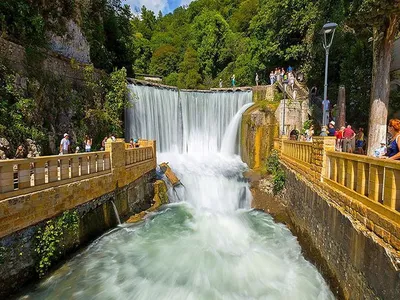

{"left": 125, "top": 85, "right": 252, "bottom": 153}
{"left": 22, "top": 85, "right": 334, "bottom": 299}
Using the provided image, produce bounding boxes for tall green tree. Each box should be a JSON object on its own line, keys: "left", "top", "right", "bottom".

{"left": 177, "top": 48, "right": 203, "bottom": 89}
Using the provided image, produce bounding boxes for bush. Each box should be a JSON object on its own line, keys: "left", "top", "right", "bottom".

{"left": 266, "top": 149, "right": 286, "bottom": 195}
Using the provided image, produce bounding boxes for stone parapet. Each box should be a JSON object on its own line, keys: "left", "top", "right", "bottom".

{"left": 275, "top": 137, "right": 400, "bottom": 252}
{"left": 0, "top": 140, "right": 156, "bottom": 238}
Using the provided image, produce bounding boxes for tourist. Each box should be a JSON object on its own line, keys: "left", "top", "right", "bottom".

{"left": 374, "top": 141, "right": 387, "bottom": 158}
{"left": 219, "top": 79, "right": 223, "bottom": 88}
{"left": 335, "top": 126, "right": 345, "bottom": 151}
{"left": 355, "top": 128, "right": 365, "bottom": 155}
{"left": 129, "top": 138, "right": 135, "bottom": 148}
{"left": 255, "top": 73, "right": 259, "bottom": 86}
{"left": 101, "top": 136, "right": 107, "bottom": 151}
{"left": 288, "top": 66, "right": 293, "bottom": 73}
{"left": 320, "top": 126, "right": 328, "bottom": 136}
{"left": 231, "top": 74, "right": 236, "bottom": 87}
{"left": 288, "top": 72, "right": 295, "bottom": 90}
{"left": 328, "top": 121, "right": 336, "bottom": 136}
{"left": 60, "top": 133, "right": 71, "bottom": 155}
{"left": 134, "top": 138, "right": 140, "bottom": 148}
{"left": 305, "top": 125, "right": 314, "bottom": 142}
{"left": 75, "top": 146, "right": 80, "bottom": 153}
{"left": 270, "top": 71, "right": 275, "bottom": 85}
{"left": 385, "top": 119, "right": 400, "bottom": 160}
{"left": 275, "top": 68, "right": 281, "bottom": 82}
{"left": 106, "top": 134, "right": 116, "bottom": 143}
{"left": 290, "top": 129, "right": 299, "bottom": 140}
{"left": 15, "top": 145, "right": 25, "bottom": 159}
{"left": 342, "top": 125, "right": 355, "bottom": 153}
{"left": 84, "top": 135, "right": 92, "bottom": 152}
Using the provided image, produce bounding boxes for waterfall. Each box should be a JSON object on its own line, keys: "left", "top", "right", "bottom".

{"left": 24, "top": 84, "right": 334, "bottom": 300}
{"left": 110, "top": 200, "right": 121, "bottom": 225}
{"left": 125, "top": 85, "right": 252, "bottom": 154}
{"left": 220, "top": 102, "right": 254, "bottom": 154}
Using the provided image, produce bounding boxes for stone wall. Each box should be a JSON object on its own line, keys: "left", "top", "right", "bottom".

{"left": 0, "top": 37, "right": 91, "bottom": 82}
{"left": 0, "top": 170, "right": 155, "bottom": 298}
{"left": 0, "top": 141, "right": 158, "bottom": 297}
{"left": 282, "top": 164, "right": 400, "bottom": 300}
{"left": 241, "top": 105, "right": 279, "bottom": 169}
{"left": 241, "top": 86, "right": 279, "bottom": 169}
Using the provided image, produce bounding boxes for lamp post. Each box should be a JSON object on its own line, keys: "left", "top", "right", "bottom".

{"left": 321, "top": 22, "right": 337, "bottom": 126}
{"left": 282, "top": 82, "right": 288, "bottom": 135}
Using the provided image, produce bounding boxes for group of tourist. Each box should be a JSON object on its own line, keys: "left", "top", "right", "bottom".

{"left": 292, "top": 118, "right": 400, "bottom": 160}
{"left": 269, "top": 66, "right": 295, "bottom": 89}
{"left": 60, "top": 133, "right": 94, "bottom": 154}
{"left": 58, "top": 133, "right": 141, "bottom": 155}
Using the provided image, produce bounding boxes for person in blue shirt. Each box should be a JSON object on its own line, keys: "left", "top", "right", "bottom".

{"left": 328, "top": 121, "right": 336, "bottom": 136}
{"left": 386, "top": 119, "right": 400, "bottom": 160}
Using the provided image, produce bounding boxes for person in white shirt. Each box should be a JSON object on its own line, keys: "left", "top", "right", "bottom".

{"left": 60, "top": 133, "right": 71, "bottom": 155}
{"left": 374, "top": 141, "right": 387, "bottom": 158}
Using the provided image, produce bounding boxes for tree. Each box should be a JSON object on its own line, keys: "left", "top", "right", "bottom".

{"left": 191, "top": 10, "right": 233, "bottom": 78}
{"left": 347, "top": 1, "right": 400, "bottom": 155}
{"left": 177, "top": 48, "right": 202, "bottom": 89}
{"left": 149, "top": 44, "right": 180, "bottom": 76}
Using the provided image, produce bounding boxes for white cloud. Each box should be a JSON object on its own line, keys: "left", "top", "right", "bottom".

{"left": 125, "top": 0, "right": 170, "bottom": 14}
{"left": 179, "top": 0, "right": 194, "bottom": 7}
{"left": 124, "top": 0, "right": 195, "bottom": 14}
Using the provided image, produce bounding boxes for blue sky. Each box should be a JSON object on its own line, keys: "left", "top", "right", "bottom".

{"left": 125, "top": 0, "right": 194, "bottom": 15}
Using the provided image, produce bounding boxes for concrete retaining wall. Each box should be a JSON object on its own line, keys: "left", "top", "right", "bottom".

{"left": 0, "top": 169, "right": 155, "bottom": 298}
{"left": 282, "top": 164, "right": 400, "bottom": 300}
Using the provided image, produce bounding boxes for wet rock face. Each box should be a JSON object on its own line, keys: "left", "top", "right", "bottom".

{"left": 0, "top": 138, "right": 10, "bottom": 159}
{"left": 25, "top": 139, "right": 41, "bottom": 158}
{"left": 48, "top": 20, "right": 91, "bottom": 63}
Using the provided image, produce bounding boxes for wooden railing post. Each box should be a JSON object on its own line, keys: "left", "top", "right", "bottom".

{"left": 383, "top": 168, "right": 400, "bottom": 210}
{"left": 71, "top": 157, "right": 80, "bottom": 177}
{"left": 356, "top": 162, "right": 369, "bottom": 196}
{"left": 18, "top": 161, "right": 31, "bottom": 189}
{"left": 34, "top": 160, "right": 46, "bottom": 186}
{"left": 369, "top": 165, "right": 384, "bottom": 202}
{"left": 48, "top": 159, "right": 58, "bottom": 182}
{"left": 60, "top": 158, "right": 69, "bottom": 180}
{"left": 345, "top": 160, "right": 356, "bottom": 190}
{"left": 0, "top": 164, "right": 14, "bottom": 192}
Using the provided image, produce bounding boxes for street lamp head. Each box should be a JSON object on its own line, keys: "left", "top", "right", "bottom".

{"left": 322, "top": 22, "right": 338, "bottom": 50}
{"left": 322, "top": 22, "right": 338, "bottom": 33}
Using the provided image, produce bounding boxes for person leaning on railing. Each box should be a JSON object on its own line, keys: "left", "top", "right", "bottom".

{"left": 383, "top": 119, "right": 400, "bottom": 160}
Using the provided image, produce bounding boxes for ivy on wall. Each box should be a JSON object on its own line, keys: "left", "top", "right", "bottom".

{"left": 266, "top": 149, "right": 286, "bottom": 195}
{"left": 34, "top": 211, "right": 79, "bottom": 277}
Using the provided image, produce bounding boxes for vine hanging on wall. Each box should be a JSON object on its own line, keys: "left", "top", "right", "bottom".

{"left": 34, "top": 210, "right": 79, "bottom": 277}
{"left": 266, "top": 149, "right": 286, "bottom": 194}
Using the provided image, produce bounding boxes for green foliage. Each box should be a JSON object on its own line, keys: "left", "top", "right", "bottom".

{"left": 266, "top": 149, "right": 281, "bottom": 174}
{"left": 0, "top": 64, "right": 46, "bottom": 151}
{"left": 177, "top": 48, "right": 203, "bottom": 89}
{"left": 35, "top": 211, "right": 79, "bottom": 277}
{"left": 266, "top": 149, "right": 286, "bottom": 195}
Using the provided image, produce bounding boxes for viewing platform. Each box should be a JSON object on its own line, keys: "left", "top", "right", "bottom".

{"left": 0, "top": 140, "right": 156, "bottom": 238}
{"left": 274, "top": 136, "right": 400, "bottom": 250}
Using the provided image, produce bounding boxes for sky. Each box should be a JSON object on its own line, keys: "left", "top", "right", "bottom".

{"left": 125, "top": 0, "right": 194, "bottom": 15}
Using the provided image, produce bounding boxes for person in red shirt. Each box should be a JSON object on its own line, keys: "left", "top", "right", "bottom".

{"left": 343, "top": 125, "right": 356, "bottom": 153}
{"left": 335, "top": 126, "right": 344, "bottom": 151}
